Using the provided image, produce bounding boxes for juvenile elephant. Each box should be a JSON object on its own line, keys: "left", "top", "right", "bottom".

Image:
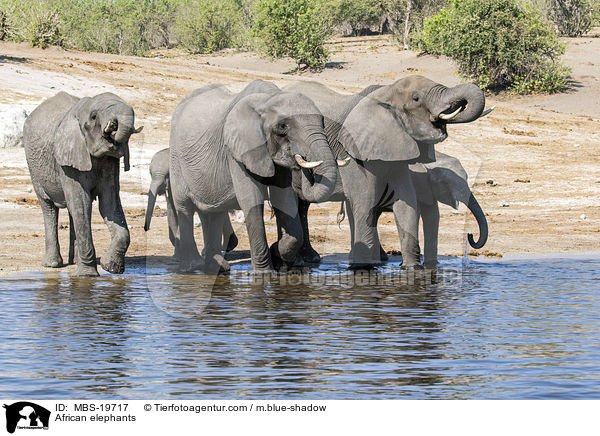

{"left": 23, "top": 91, "right": 142, "bottom": 276}
{"left": 284, "top": 76, "right": 488, "bottom": 269}
{"left": 144, "top": 147, "right": 237, "bottom": 260}
{"left": 169, "top": 80, "right": 338, "bottom": 273}
{"left": 404, "top": 151, "right": 488, "bottom": 267}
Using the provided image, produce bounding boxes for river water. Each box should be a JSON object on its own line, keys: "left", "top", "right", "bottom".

{"left": 1, "top": 255, "right": 598, "bottom": 399}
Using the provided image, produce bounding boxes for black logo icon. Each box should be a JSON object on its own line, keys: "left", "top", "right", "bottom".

{"left": 3, "top": 402, "right": 50, "bottom": 434}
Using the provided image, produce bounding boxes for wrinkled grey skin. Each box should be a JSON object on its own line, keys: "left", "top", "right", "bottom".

{"left": 144, "top": 148, "right": 238, "bottom": 260}
{"left": 285, "top": 75, "right": 486, "bottom": 269}
{"left": 23, "top": 91, "right": 142, "bottom": 276}
{"left": 169, "top": 80, "right": 337, "bottom": 273}
{"left": 400, "top": 151, "right": 489, "bottom": 267}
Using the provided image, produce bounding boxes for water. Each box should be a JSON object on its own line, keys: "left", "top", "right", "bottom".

{"left": 1, "top": 255, "right": 599, "bottom": 400}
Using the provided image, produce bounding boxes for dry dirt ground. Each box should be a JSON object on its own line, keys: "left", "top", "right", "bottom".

{"left": 1, "top": 34, "right": 599, "bottom": 276}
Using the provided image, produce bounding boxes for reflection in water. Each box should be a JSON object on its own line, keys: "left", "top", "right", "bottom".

{"left": 0, "top": 256, "right": 599, "bottom": 399}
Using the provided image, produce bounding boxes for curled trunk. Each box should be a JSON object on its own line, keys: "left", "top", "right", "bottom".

{"left": 467, "top": 193, "right": 488, "bottom": 249}
{"left": 438, "top": 84, "right": 486, "bottom": 124}
{"left": 298, "top": 134, "right": 337, "bottom": 203}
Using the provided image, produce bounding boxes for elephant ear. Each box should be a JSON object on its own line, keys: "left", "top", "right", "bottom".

{"left": 426, "top": 153, "right": 470, "bottom": 209}
{"left": 223, "top": 94, "right": 275, "bottom": 178}
{"left": 53, "top": 98, "right": 92, "bottom": 172}
{"left": 338, "top": 90, "right": 420, "bottom": 162}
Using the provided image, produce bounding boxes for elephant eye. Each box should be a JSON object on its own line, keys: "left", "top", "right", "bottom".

{"left": 412, "top": 94, "right": 420, "bottom": 102}
{"left": 275, "top": 122, "right": 288, "bottom": 136}
{"left": 90, "top": 110, "right": 97, "bottom": 120}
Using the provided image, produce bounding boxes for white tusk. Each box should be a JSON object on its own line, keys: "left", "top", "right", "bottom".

{"left": 479, "top": 106, "right": 495, "bottom": 118}
{"left": 295, "top": 154, "right": 323, "bottom": 169}
{"left": 104, "top": 119, "right": 117, "bottom": 134}
{"left": 337, "top": 157, "right": 351, "bottom": 167}
{"left": 439, "top": 106, "right": 464, "bottom": 120}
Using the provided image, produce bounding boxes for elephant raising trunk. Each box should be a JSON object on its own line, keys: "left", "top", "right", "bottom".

{"left": 428, "top": 83, "right": 486, "bottom": 124}
{"left": 467, "top": 193, "right": 488, "bottom": 249}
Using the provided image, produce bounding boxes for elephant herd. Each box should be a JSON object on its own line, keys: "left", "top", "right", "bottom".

{"left": 23, "top": 75, "right": 490, "bottom": 277}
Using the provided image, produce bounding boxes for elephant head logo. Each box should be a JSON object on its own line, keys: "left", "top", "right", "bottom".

{"left": 3, "top": 402, "right": 50, "bottom": 434}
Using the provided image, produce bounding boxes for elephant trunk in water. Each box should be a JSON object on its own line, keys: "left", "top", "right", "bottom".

{"left": 467, "top": 193, "right": 488, "bottom": 249}
{"left": 429, "top": 83, "right": 486, "bottom": 124}
{"left": 297, "top": 129, "right": 337, "bottom": 203}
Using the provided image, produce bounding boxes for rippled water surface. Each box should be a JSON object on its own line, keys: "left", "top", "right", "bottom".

{"left": 1, "top": 255, "right": 599, "bottom": 399}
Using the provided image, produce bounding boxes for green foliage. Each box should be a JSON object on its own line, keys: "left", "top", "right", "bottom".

{"left": 420, "top": 0, "right": 571, "bottom": 94}
{"left": 0, "top": 0, "right": 61, "bottom": 47}
{"left": 335, "top": 0, "right": 384, "bottom": 35}
{"left": 253, "top": 0, "right": 333, "bottom": 71}
{"left": 548, "top": 0, "right": 593, "bottom": 36}
{"left": 174, "top": 0, "right": 242, "bottom": 54}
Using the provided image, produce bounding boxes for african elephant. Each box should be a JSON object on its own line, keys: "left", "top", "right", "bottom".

{"left": 284, "top": 76, "right": 488, "bottom": 269}
{"left": 144, "top": 147, "right": 237, "bottom": 260}
{"left": 404, "top": 151, "right": 488, "bottom": 267}
{"left": 169, "top": 80, "right": 338, "bottom": 273}
{"left": 23, "top": 91, "right": 142, "bottom": 276}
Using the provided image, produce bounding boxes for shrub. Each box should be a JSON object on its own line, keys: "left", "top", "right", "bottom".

{"left": 420, "top": 0, "right": 570, "bottom": 94}
{"left": 335, "top": 0, "right": 384, "bottom": 35}
{"left": 174, "top": 0, "right": 244, "bottom": 54}
{"left": 548, "top": 0, "right": 593, "bottom": 36}
{"left": 253, "top": 0, "right": 333, "bottom": 71}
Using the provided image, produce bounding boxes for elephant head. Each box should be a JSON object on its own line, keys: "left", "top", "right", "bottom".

{"left": 223, "top": 91, "right": 337, "bottom": 203}
{"left": 144, "top": 148, "right": 170, "bottom": 231}
{"left": 340, "top": 75, "right": 487, "bottom": 163}
{"left": 420, "top": 151, "right": 488, "bottom": 249}
{"left": 52, "top": 92, "right": 143, "bottom": 172}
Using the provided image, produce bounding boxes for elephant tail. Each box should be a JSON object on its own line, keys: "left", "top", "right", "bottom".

{"left": 337, "top": 201, "right": 346, "bottom": 227}
{"left": 467, "top": 193, "right": 488, "bottom": 249}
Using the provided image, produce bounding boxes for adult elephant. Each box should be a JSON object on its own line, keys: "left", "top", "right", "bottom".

{"left": 23, "top": 91, "right": 143, "bottom": 276}
{"left": 404, "top": 151, "right": 488, "bottom": 267}
{"left": 284, "top": 76, "right": 488, "bottom": 269}
{"left": 169, "top": 80, "right": 338, "bottom": 273}
{"left": 144, "top": 147, "right": 237, "bottom": 260}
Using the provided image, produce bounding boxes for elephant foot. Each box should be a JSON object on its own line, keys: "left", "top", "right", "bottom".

{"left": 42, "top": 253, "right": 64, "bottom": 268}
{"left": 100, "top": 254, "right": 125, "bottom": 274}
{"left": 423, "top": 260, "right": 438, "bottom": 270}
{"left": 299, "top": 245, "right": 321, "bottom": 264}
{"left": 225, "top": 233, "right": 238, "bottom": 253}
{"left": 203, "top": 253, "right": 230, "bottom": 275}
{"left": 178, "top": 254, "right": 204, "bottom": 273}
{"left": 379, "top": 246, "right": 389, "bottom": 262}
{"left": 73, "top": 264, "right": 99, "bottom": 277}
{"left": 401, "top": 263, "right": 424, "bottom": 271}
{"left": 270, "top": 243, "right": 298, "bottom": 272}
{"left": 349, "top": 263, "right": 378, "bottom": 271}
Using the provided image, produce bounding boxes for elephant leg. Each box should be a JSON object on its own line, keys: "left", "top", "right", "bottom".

{"left": 347, "top": 201, "right": 382, "bottom": 269}
{"left": 420, "top": 201, "right": 440, "bottom": 268}
{"left": 39, "top": 198, "right": 63, "bottom": 268}
{"left": 200, "top": 212, "right": 230, "bottom": 274}
{"left": 269, "top": 185, "right": 303, "bottom": 270}
{"left": 391, "top": 174, "right": 422, "bottom": 270}
{"left": 166, "top": 194, "right": 181, "bottom": 261}
{"left": 62, "top": 180, "right": 98, "bottom": 276}
{"left": 68, "top": 212, "right": 76, "bottom": 265}
{"left": 298, "top": 198, "right": 321, "bottom": 264}
{"left": 229, "top": 159, "right": 272, "bottom": 273}
{"left": 98, "top": 190, "right": 130, "bottom": 274}
{"left": 176, "top": 202, "right": 203, "bottom": 273}
{"left": 374, "top": 209, "right": 389, "bottom": 262}
{"left": 222, "top": 214, "right": 238, "bottom": 253}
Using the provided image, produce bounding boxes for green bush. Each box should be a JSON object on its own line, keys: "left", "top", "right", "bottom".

{"left": 420, "top": 0, "right": 570, "bottom": 93}
{"left": 335, "top": 0, "right": 384, "bottom": 35}
{"left": 253, "top": 0, "right": 333, "bottom": 71}
{"left": 174, "top": 0, "right": 243, "bottom": 54}
{"left": 548, "top": 0, "right": 593, "bottom": 36}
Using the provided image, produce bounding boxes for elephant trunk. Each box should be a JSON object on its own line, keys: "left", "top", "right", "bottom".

{"left": 298, "top": 133, "right": 337, "bottom": 203}
{"left": 437, "top": 83, "right": 486, "bottom": 124}
{"left": 144, "top": 178, "right": 163, "bottom": 231}
{"left": 109, "top": 105, "right": 136, "bottom": 171}
{"left": 467, "top": 193, "right": 488, "bottom": 249}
